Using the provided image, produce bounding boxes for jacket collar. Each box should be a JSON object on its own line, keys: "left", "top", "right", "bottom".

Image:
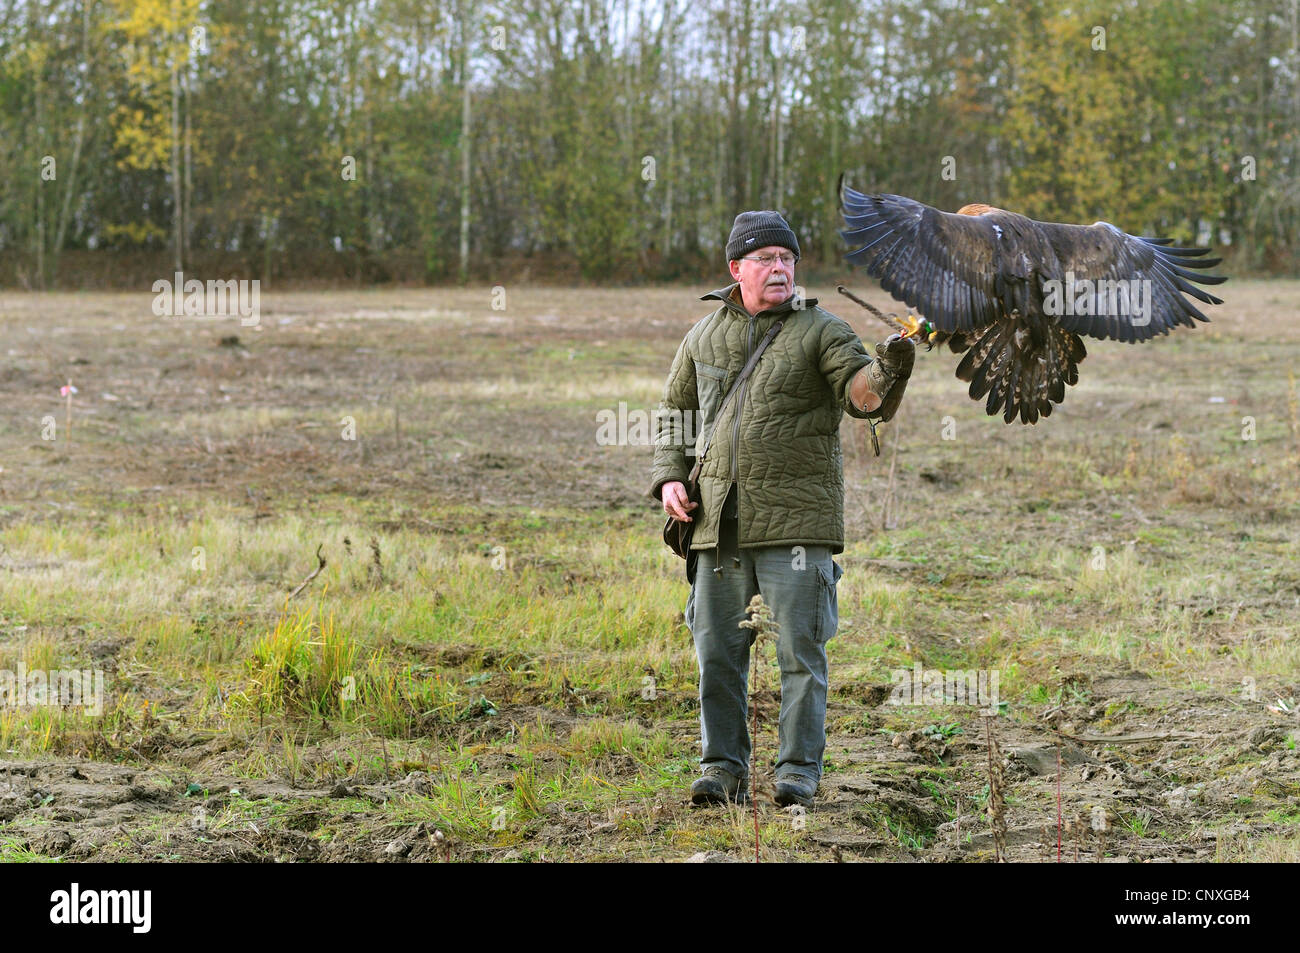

{"left": 701, "top": 282, "right": 817, "bottom": 319}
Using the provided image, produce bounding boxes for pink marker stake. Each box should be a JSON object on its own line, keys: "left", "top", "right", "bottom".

{"left": 60, "top": 380, "right": 76, "bottom": 443}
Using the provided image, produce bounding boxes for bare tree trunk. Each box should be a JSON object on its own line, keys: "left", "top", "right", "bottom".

{"left": 263, "top": 213, "right": 272, "bottom": 282}
{"left": 184, "top": 70, "right": 192, "bottom": 267}
{"left": 767, "top": 78, "right": 776, "bottom": 206}
{"left": 737, "top": 3, "right": 752, "bottom": 207}
{"left": 344, "top": 5, "right": 360, "bottom": 286}
{"left": 662, "top": 1, "right": 675, "bottom": 256}
{"left": 34, "top": 49, "right": 45, "bottom": 290}
{"left": 366, "top": 72, "right": 376, "bottom": 255}
{"left": 171, "top": 40, "right": 182, "bottom": 274}
{"left": 826, "top": 118, "right": 840, "bottom": 262}
{"left": 1290, "top": 0, "right": 1299, "bottom": 248}
{"left": 458, "top": 0, "right": 472, "bottom": 285}
{"left": 52, "top": 0, "right": 92, "bottom": 282}
{"left": 623, "top": 0, "right": 633, "bottom": 149}
{"left": 714, "top": 131, "right": 724, "bottom": 253}
{"left": 773, "top": 46, "right": 784, "bottom": 209}
{"left": 52, "top": 116, "right": 83, "bottom": 266}
{"left": 877, "top": 1, "right": 889, "bottom": 156}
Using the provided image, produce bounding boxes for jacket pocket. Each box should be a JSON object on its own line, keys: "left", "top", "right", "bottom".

{"left": 811, "top": 558, "right": 843, "bottom": 645}
{"left": 694, "top": 362, "right": 730, "bottom": 433}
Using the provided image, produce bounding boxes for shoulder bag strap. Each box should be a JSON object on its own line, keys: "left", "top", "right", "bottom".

{"left": 688, "top": 319, "right": 783, "bottom": 482}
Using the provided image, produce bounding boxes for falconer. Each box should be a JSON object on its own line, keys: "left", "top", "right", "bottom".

{"left": 650, "top": 210, "right": 915, "bottom": 807}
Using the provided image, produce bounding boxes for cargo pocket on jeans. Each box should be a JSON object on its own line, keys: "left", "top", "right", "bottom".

{"left": 811, "top": 559, "right": 843, "bottom": 645}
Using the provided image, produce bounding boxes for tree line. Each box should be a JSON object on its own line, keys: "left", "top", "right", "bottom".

{"left": 1, "top": 0, "right": 1296, "bottom": 288}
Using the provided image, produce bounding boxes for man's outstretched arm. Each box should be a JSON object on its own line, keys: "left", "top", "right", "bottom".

{"left": 820, "top": 315, "right": 915, "bottom": 421}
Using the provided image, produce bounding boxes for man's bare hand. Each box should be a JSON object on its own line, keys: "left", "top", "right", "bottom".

{"left": 662, "top": 481, "right": 699, "bottom": 521}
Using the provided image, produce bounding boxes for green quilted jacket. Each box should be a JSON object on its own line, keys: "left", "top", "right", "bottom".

{"left": 649, "top": 283, "right": 877, "bottom": 556}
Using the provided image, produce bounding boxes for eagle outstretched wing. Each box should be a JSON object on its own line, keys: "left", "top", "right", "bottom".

{"left": 841, "top": 188, "right": 1008, "bottom": 334}
{"left": 838, "top": 182, "right": 1227, "bottom": 423}
{"left": 1035, "top": 221, "right": 1225, "bottom": 342}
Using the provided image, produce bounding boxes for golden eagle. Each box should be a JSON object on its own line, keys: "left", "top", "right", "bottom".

{"left": 838, "top": 181, "right": 1227, "bottom": 424}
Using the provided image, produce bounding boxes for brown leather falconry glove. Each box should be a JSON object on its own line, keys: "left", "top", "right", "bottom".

{"left": 862, "top": 333, "right": 915, "bottom": 422}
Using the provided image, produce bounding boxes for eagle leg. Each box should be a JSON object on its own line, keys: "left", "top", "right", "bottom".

{"left": 896, "top": 312, "right": 940, "bottom": 348}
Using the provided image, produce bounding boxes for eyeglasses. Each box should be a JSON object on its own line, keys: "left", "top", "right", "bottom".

{"left": 740, "top": 252, "right": 798, "bottom": 268}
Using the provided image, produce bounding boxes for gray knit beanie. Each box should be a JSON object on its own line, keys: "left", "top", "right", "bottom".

{"left": 725, "top": 210, "right": 800, "bottom": 262}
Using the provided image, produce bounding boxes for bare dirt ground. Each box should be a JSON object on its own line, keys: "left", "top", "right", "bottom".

{"left": 1, "top": 283, "right": 1298, "bottom": 862}
{"left": 0, "top": 678, "right": 1293, "bottom": 863}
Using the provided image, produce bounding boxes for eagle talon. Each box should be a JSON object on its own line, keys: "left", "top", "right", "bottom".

{"left": 896, "top": 312, "right": 924, "bottom": 340}
{"left": 897, "top": 312, "right": 939, "bottom": 349}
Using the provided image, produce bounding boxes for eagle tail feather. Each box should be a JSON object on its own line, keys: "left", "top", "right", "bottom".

{"left": 957, "top": 321, "right": 1085, "bottom": 425}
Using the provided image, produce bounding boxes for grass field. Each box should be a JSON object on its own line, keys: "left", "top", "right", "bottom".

{"left": 1, "top": 282, "right": 1298, "bottom": 862}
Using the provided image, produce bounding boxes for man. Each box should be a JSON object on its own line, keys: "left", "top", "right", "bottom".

{"left": 649, "top": 210, "right": 914, "bottom": 808}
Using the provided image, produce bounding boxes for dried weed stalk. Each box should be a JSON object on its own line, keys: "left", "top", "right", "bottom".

{"left": 738, "top": 593, "right": 779, "bottom": 863}
{"left": 369, "top": 536, "right": 385, "bottom": 587}
{"left": 982, "top": 715, "right": 1007, "bottom": 862}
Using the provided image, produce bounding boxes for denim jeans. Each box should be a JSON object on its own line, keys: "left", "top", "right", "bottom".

{"left": 684, "top": 496, "right": 842, "bottom": 785}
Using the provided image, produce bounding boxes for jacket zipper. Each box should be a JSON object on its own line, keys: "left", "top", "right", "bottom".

{"left": 730, "top": 314, "right": 755, "bottom": 484}
{"left": 727, "top": 314, "right": 757, "bottom": 545}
